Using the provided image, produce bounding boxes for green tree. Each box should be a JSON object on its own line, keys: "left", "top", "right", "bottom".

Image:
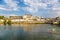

{"left": 7, "top": 20, "right": 11, "bottom": 25}
{"left": 3, "top": 19, "right": 6, "bottom": 25}
{"left": 0, "top": 16, "right": 4, "bottom": 19}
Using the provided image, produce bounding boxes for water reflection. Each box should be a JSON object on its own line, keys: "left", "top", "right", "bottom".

{"left": 0, "top": 24, "right": 60, "bottom": 40}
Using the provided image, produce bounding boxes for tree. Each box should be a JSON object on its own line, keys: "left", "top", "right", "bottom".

{"left": 7, "top": 19, "right": 11, "bottom": 25}
{"left": 0, "top": 16, "right": 4, "bottom": 19}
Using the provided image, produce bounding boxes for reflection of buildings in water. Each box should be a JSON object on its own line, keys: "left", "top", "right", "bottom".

{"left": 48, "top": 28, "right": 56, "bottom": 33}
{"left": 11, "top": 24, "right": 22, "bottom": 26}
{"left": 20, "top": 24, "right": 35, "bottom": 32}
{"left": 0, "top": 24, "right": 4, "bottom": 26}
{"left": 11, "top": 24, "right": 35, "bottom": 32}
{"left": 0, "top": 25, "right": 6, "bottom": 30}
{"left": 51, "top": 28, "right": 60, "bottom": 34}
{"left": 52, "top": 28, "right": 56, "bottom": 32}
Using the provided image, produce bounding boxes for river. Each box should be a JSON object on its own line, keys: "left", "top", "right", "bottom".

{"left": 0, "top": 24, "right": 60, "bottom": 40}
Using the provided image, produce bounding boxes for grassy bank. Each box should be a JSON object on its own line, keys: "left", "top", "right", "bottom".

{"left": 11, "top": 21, "right": 45, "bottom": 24}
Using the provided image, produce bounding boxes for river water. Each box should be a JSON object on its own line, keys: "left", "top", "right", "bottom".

{"left": 0, "top": 24, "right": 60, "bottom": 40}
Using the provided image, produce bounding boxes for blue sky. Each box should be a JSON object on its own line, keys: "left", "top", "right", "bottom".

{"left": 0, "top": 0, "right": 60, "bottom": 18}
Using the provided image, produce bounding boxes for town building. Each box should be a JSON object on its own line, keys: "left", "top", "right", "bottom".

{"left": 23, "top": 14, "right": 32, "bottom": 19}
{"left": 9, "top": 16, "right": 23, "bottom": 23}
{"left": 9, "top": 16, "right": 23, "bottom": 19}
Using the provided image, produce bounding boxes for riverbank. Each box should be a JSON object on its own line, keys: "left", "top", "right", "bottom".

{"left": 10, "top": 21, "right": 45, "bottom": 24}
{"left": 0, "top": 21, "right": 60, "bottom": 25}
{"left": 0, "top": 14, "right": 60, "bottom": 25}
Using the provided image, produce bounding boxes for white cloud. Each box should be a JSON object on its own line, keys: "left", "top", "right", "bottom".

{"left": 0, "top": 5, "right": 9, "bottom": 10}
{"left": 0, "top": 13, "right": 6, "bottom": 16}
{"left": 24, "top": 0, "right": 48, "bottom": 13}
{"left": 37, "top": 3, "right": 47, "bottom": 8}
{"left": 0, "top": 13, "right": 17, "bottom": 17}
{"left": 0, "top": 5, "right": 16, "bottom": 11}
{"left": 52, "top": 3, "right": 60, "bottom": 10}
{"left": 8, "top": 14, "right": 17, "bottom": 16}
{"left": 24, "top": 0, "right": 59, "bottom": 13}
{"left": 0, "top": 0, "right": 20, "bottom": 11}
{"left": 24, "top": 0, "right": 60, "bottom": 17}
{"left": 0, "top": 0, "right": 59, "bottom": 17}
{"left": 0, "top": 7, "right": 8, "bottom": 10}
{"left": 53, "top": 7, "right": 60, "bottom": 10}
{"left": 4, "top": 0, "right": 19, "bottom": 11}
{"left": 44, "top": 0, "right": 58, "bottom": 4}
{"left": 51, "top": 11, "right": 60, "bottom": 17}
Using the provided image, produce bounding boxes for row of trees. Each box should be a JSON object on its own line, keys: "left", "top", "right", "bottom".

{"left": 0, "top": 16, "right": 11, "bottom": 25}
{"left": 0, "top": 16, "right": 4, "bottom": 19}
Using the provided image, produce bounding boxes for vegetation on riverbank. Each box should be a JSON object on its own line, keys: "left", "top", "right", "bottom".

{"left": 0, "top": 15, "right": 60, "bottom": 25}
